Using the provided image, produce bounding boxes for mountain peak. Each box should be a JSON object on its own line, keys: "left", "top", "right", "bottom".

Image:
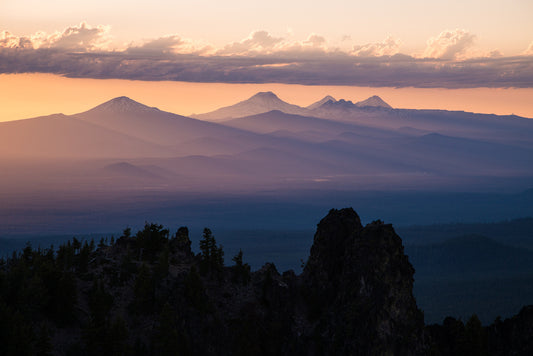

{"left": 251, "top": 91, "right": 278, "bottom": 98}
{"left": 247, "top": 91, "right": 283, "bottom": 104}
{"left": 307, "top": 95, "right": 337, "bottom": 110}
{"left": 193, "top": 91, "right": 309, "bottom": 121}
{"left": 355, "top": 95, "right": 392, "bottom": 109}
{"left": 88, "top": 96, "right": 159, "bottom": 114}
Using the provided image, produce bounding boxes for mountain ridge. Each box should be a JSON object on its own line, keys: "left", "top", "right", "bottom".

{"left": 193, "top": 91, "right": 394, "bottom": 121}
{"left": 306, "top": 95, "right": 336, "bottom": 110}
{"left": 1, "top": 94, "right": 533, "bottom": 193}
{"left": 192, "top": 91, "right": 309, "bottom": 121}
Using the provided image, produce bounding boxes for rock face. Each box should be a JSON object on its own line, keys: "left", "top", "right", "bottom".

{"left": 302, "top": 208, "right": 425, "bottom": 355}
{"left": 178, "top": 207, "right": 425, "bottom": 355}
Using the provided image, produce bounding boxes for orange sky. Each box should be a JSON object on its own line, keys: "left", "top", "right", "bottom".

{"left": 1, "top": 73, "right": 532, "bottom": 122}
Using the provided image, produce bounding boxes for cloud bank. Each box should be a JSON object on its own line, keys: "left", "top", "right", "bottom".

{"left": 1, "top": 24, "right": 532, "bottom": 89}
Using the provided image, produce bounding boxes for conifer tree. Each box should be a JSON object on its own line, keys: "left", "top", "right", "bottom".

{"left": 199, "top": 228, "right": 224, "bottom": 275}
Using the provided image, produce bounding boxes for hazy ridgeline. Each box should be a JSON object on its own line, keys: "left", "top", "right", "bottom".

{"left": 1, "top": 93, "right": 532, "bottom": 235}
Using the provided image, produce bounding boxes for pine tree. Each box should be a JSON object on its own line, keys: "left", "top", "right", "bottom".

{"left": 199, "top": 228, "right": 224, "bottom": 275}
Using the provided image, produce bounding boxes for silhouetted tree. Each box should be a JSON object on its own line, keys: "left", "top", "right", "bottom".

{"left": 232, "top": 249, "right": 251, "bottom": 285}
{"left": 88, "top": 279, "right": 114, "bottom": 324}
{"left": 132, "top": 263, "right": 154, "bottom": 313}
{"left": 199, "top": 228, "right": 224, "bottom": 276}
{"left": 77, "top": 241, "right": 91, "bottom": 274}
{"left": 184, "top": 266, "right": 209, "bottom": 312}
{"left": 174, "top": 226, "right": 192, "bottom": 252}
{"left": 154, "top": 303, "right": 189, "bottom": 355}
{"left": 136, "top": 223, "right": 169, "bottom": 262}
{"left": 154, "top": 246, "right": 170, "bottom": 282}
{"left": 465, "top": 314, "right": 488, "bottom": 356}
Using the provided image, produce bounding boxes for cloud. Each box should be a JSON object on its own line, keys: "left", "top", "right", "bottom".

{"left": 352, "top": 36, "right": 401, "bottom": 57}
{"left": 269, "top": 34, "right": 332, "bottom": 57}
{"left": 0, "top": 31, "right": 34, "bottom": 49}
{"left": 217, "top": 31, "right": 333, "bottom": 57}
{"left": 39, "top": 22, "right": 111, "bottom": 51}
{"left": 217, "top": 31, "right": 284, "bottom": 55}
{"left": 0, "top": 22, "right": 111, "bottom": 51}
{"left": 524, "top": 41, "right": 533, "bottom": 56}
{"left": 423, "top": 29, "right": 476, "bottom": 59}
{"left": 126, "top": 35, "right": 212, "bottom": 56}
{"left": 1, "top": 24, "right": 533, "bottom": 89}
{"left": 341, "top": 35, "right": 352, "bottom": 42}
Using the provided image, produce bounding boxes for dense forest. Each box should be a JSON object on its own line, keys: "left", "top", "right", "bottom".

{"left": 1, "top": 209, "right": 532, "bottom": 355}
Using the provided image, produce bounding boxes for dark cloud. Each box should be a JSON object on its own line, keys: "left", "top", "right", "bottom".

{"left": 1, "top": 26, "right": 532, "bottom": 89}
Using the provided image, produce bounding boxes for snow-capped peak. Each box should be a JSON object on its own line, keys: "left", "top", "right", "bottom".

{"left": 88, "top": 96, "right": 159, "bottom": 114}
{"left": 246, "top": 91, "right": 284, "bottom": 106}
{"left": 355, "top": 96, "right": 392, "bottom": 109}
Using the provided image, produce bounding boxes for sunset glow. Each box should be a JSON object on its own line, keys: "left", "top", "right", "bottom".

{"left": 1, "top": 73, "right": 533, "bottom": 122}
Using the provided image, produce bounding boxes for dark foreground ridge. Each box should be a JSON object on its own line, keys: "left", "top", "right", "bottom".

{"left": 0, "top": 208, "right": 532, "bottom": 355}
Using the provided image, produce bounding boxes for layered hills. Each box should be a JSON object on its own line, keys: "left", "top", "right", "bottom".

{"left": 1, "top": 92, "right": 532, "bottom": 195}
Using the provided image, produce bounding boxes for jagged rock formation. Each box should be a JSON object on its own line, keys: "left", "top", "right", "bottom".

{"left": 303, "top": 209, "right": 425, "bottom": 355}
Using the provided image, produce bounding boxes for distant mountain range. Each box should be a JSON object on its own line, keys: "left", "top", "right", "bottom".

{"left": 0, "top": 92, "right": 532, "bottom": 194}
{"left": 192, "top": 91, "right": 392, "bottom": 121}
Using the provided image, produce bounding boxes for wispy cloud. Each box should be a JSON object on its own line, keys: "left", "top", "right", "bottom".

{"left": 1, "top": 24, "right": 532, "bottom": 89}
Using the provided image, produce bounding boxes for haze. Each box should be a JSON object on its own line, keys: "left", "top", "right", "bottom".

{"left": 1, "top": 92, "right": 532, "bottom": 236}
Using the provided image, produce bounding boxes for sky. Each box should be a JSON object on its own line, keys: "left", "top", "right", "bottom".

{"left": 2, "top": 74, "right": 533, "bottom": 122}
{"left": 1, "top": 0, "right": 532, "bottom": 120}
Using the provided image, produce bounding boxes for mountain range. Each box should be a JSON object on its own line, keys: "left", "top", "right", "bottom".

{"left": 1, "top": 92, "right": 532, "bottom": 194}
{"left": 192, "top": 91, "right": 392, "bottom": 121}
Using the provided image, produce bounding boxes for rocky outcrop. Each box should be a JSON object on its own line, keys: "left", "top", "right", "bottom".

{"left": 302, "top": 208, "right": 425, "bottom": 355}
